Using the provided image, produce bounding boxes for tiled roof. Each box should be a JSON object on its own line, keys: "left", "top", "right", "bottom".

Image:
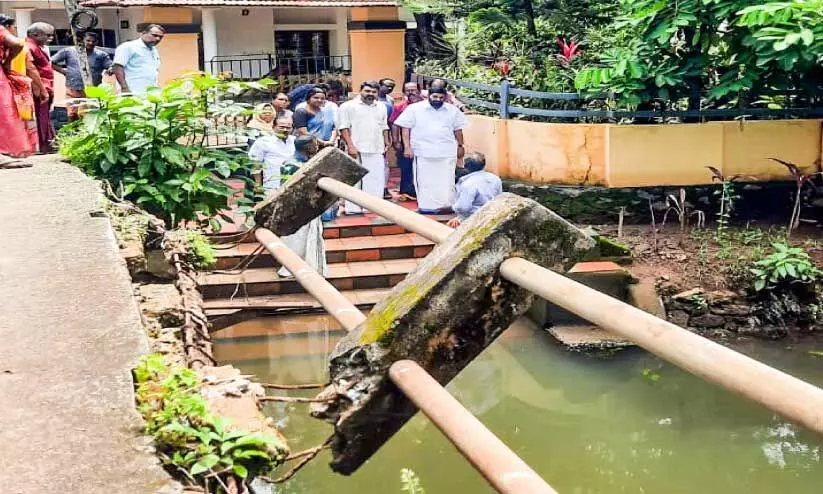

{"left": 81, "top": 0, "right": 397, "bottom": 6}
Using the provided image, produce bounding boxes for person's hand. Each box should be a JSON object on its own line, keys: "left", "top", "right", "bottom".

{"left": 457, "top": 144, "right": 465, "bottom": 159}
{"left": 32, "top": 87, "right": 44, "bottom": 101}
{"left": 347, "top": 145, "right": 359, "bottom": 158}
{"left": 404, "top": 147, "right": 413, "bottom": 159}
{"left": 384, "top": 142, "right": 391, "bottom": 155}
{"left": 447, "top": 217, "right": 461, "bottom": 228}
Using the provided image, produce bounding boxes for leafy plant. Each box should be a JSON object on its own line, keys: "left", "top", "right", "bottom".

{"left": 184, "top": 230, "right": 217, "bottom": 269}
{"left": 750, "top": 242, "right": 822, "bottom": 292}
{"left": 688, "top": 293, "right": 708, "bottom": 311}
{"left": 642, "top": 368, "right": 661, "bottom": 382}
{"left": 575, "top": 0, "right": 823, "bottom": 110}
{"left": 134, "top": 354, "right": 287, "bottom": 492}
{"left": 58, "top": 73, "right": 270, "bottom": 230}
{"left": 662, "top": 188, "right": 705, "bottom": 245}
{"left": 707, "top": 166, "right": 747, "bottom": 240}
{"left": 400, "top": 468, "right": 426, "bottom": 494}
{"left": 768, "top": 158, "right": 822, "bottom": 238}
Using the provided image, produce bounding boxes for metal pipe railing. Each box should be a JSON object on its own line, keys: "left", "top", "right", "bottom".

{"left": 314, "top": 177, "right": 823, "bottom": 435}
{"left": 255, "top": 228, "right": 366, "bottom": 332}
{"left": 390, "top": 360, "right": 557, "bottom": 494}
{"left": 317, "top": 177, "right": 452, "bottom": 243}
{"left": 254, "top": 227, "right": 558, "bottom": 493}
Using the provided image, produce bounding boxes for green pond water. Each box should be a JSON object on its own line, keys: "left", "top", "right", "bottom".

{"left": 214, "top": 318, "right": 823, "bottom": 494}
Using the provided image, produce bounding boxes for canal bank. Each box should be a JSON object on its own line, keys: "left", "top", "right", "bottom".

{"left": 0, "top": 157, "right": 176, "bottom": 493}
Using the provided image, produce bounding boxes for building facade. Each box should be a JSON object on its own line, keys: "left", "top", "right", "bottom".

{"left": 0, "top": 0, "right": 411, "bottom": 103}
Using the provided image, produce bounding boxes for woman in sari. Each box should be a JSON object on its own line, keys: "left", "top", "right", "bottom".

{"left": 292, "top": 87, "right": 336, "bottom": 146}
{"left": 0, "top": 15, "right": 35, "bottom": 162}
{"left": 276, "top": 135, "right": 327, "bottom": 278}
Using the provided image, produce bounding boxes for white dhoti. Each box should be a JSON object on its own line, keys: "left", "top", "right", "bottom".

{"left": 413, "top": 156, "right": 457, "bottom": 212}
{"left": 277, "top": 217, "right": 327, "bottom": 278}
{"left": 345, "top": 152, "right": 386, "bottom": 214}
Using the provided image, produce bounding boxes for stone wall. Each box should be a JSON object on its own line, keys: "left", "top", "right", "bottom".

{"left": 504, "top": 180, "right": 806, "bottom": 225}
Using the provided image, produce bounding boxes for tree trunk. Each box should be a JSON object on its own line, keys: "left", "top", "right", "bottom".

{"left": 523, "top": 0, "right": 538, "bottom": 38}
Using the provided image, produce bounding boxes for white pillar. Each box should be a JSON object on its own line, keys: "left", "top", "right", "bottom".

{"left": 201, "top": 8, "right": 218, "bottom": 74}
{"left": 332, "top": 7, "right": 349, "bottom": 70}
{"left": 15, "top": 9, "right": 34, "bottom": 39}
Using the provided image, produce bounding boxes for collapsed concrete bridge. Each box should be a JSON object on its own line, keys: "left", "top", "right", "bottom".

{"left": 247, "top": 147, "right": 823, "bottom": 493}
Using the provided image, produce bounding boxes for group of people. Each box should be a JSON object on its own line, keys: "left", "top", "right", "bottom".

{"left": 0, "top": 16, "right": 57, "bottom": 162}
{"left": 0, "top": 18, "right": 164, "bottom": 165}
{"left": 247, "top": 76, "right": 501, "bottom": 277}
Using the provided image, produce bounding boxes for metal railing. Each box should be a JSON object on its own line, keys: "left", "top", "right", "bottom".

{"left": 208, "top": 54, "right": 351, "bottom": 92}
{"left": 411, "top": 73, "right": 823, "bottom": 122}
{"left": 254, "top": 169, "right": 823, "bottom": 491}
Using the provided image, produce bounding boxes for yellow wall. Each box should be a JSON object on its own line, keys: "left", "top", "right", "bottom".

{"left": 349, "top": 29, "right": 405, "bottom": 94}
{"left": 350, "top": 7, "right": 400, "bottom": 21}
{"left": 463, "top": 116, "right": 823, "bottom": 187}
{"left": 507, "top": 119, "right": 606, "bottom": 185}
{"left": 143, "top": 7, "right": 193, "bottom": 24}
{"left": 155, "top": 33, "right": 200, "bottom": 85}
{"left": 141, "top": 8, "right": 199, "bottom": 86}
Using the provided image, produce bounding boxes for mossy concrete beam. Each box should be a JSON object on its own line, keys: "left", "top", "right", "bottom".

{"left": 253, "top": 147, "right": 367, "bottom": 236}
{"left": 310, "top": 193, "right": 598, "bottom": 474}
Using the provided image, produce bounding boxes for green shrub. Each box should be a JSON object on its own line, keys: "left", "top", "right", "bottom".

{"left": 58, "top": 73, "right": 270, "bottom": 230}
{"left": 134, "top": 354, "right": 287, "bottom": 490}
{"left": 184, "top": 230, "right": 217, "bottom": 269}
{"left": 750, "top": 243, "right": 822, "bottom": 292}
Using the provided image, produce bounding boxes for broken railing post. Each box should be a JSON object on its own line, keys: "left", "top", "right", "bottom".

{"left": 254, "top": 228, "right": 559, "bottom": 493}
{"left": 253, "top": 147, "right": 367, "bottom": 235}
{"left": 255, "top": 228, "right": 367, "bottom": 331}
{"left": 310, "top": 194, "right": 598, "bottom": 474}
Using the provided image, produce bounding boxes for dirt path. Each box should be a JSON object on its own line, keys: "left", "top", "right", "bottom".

{"left": 0, "top": 156, "right": 177, "bottom": 493}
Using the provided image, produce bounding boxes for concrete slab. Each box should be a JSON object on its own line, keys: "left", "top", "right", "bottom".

{"left": 0, "top": 156, "right": 177, "bottom": 494}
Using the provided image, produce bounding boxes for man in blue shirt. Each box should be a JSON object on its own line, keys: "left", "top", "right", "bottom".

{"left": 378, "top": 78, "right": 396, "bottom": 117}
{"left": 51, "top": 32, "right": 112, "bottom": 120}
{"left": 112, "top": 24, "right": 165, "bottom": 94}
{"left": 447, "top": 152, "right": 503, "bottom": 228}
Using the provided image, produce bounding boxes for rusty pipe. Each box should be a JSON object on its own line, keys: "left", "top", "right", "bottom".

{"left": 500, "top": 257, "right": 823, "bottom": 435}
{"left": 317, "top": 177, "right": 452, "bottom": 243}
{"left": 389, "top": 360, "right": 558, "bottom": 494}
{"left": 255, "top": 228, "right": 366, "bottom": 332}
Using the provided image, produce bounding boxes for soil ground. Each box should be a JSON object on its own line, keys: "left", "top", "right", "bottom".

{"left": 597, "top": 222, "right": 823, "bottom": 295}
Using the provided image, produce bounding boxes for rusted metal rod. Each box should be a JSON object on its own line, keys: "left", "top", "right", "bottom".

{"left": 317, "top": 176, "right": 823, "bottom": 435}
{"left": 390, "top": 360, "right": 558, "bottom": 494}
{"left": 255, "top": 228, "right": 366, "bottom": 331}
{"left": 255, "top": 227, "right": 558, "bottom": 493}
{"left": 500, "top": 257, "right": 823, "bottom": 434}
{"left": 317, "top": 177, "right": 452, "bottom": 243}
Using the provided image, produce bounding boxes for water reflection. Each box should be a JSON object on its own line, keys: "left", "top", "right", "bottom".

{"left": 214, "top": 316, "right": 823, "bottom": 493}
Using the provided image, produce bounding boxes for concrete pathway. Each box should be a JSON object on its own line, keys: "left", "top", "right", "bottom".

{"left": 0, "top": 157, "right": 177, "bottom": 493}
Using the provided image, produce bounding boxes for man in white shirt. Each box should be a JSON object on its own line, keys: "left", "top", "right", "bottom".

{"left": 394, "top": 86, "right": 469, "bottom": 214}
{"left": 248, "top": 115, "right": 296, "bottom": 192}
{"left": 337, "top": 81, "right": 391, "bottom": 215}
{"left": 112, "top": 24, "right": 164, "bottom": 94}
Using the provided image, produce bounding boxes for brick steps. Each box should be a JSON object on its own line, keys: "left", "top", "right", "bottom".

{"left": 210, "top": 213, "right": 453, "bottom": 245}
{"left": 212, "top": 233, "right": 435, "bottom": 270}
{"left": 204, "top": 288, "right": 390, "bottom": 317}
{"left": 199, "top": 258, "right": 422, "bottom": 299}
